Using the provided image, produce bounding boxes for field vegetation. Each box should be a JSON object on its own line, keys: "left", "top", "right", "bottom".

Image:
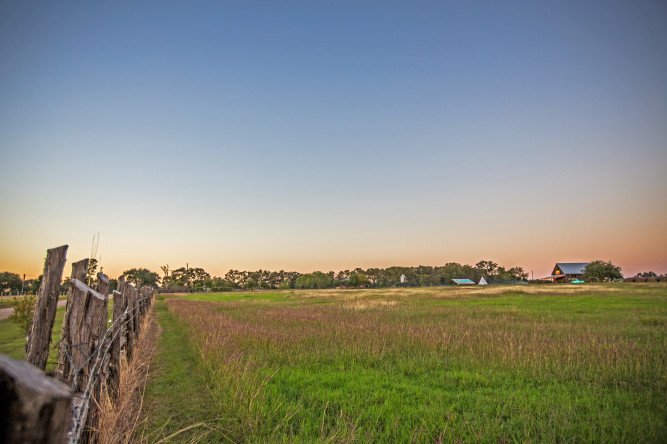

{"left": 141, "top": 283, "right": 666, "bottom": 442}
{"left": 0, "top": 297, "right": 110, "bottom": 371}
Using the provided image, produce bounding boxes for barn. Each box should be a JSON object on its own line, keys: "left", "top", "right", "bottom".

{"left": 548, "top": 263, "right": 590, "bottom": 282}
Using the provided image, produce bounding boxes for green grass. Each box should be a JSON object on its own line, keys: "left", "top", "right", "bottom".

{"left": 79, "top": 285, "right": 667, "bottom": 441}
{"left": 0, "top": 307, "right": 66, "bottom": 371}
{"left": 139, "top": 303, "right": 228, "bottom": 442}
{"left": 0, "top": 298, "right": 112, "bottom": 372}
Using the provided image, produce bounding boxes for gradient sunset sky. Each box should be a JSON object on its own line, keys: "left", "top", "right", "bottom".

{"left": 1, "top": 0, "right": 666, "bottom": 280}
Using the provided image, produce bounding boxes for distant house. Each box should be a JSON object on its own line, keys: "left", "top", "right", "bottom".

{"left": 546, "top": 263, "right": 590, "bottom": 282}
{"left": 453, "top": 279, "right": 476, "bottom": 285}
{"left": 400, "top": 274, "right": 407, "bottom": 284}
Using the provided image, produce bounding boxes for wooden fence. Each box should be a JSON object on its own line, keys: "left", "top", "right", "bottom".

{"left": 0, "top": 245, "right": 154, "bottom": 444}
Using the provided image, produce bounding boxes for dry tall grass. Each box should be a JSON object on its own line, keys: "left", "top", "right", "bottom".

{"left": 97, "top": 309, "right": 159, "bottom": 444}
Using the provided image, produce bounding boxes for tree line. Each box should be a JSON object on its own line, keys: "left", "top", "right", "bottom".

{"left": 155, "top": 260, "right": 530, "bottom": 291}
{"left": 1, "top": 259, "right": 644, "bottom": 295}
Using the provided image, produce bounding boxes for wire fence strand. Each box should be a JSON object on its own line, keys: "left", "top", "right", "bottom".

{"left": 59, "top": 290, "right": 152, "bottom": 444}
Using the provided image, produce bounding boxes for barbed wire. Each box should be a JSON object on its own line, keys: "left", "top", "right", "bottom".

{"left": 58, "top": 292, "right": 151, "bottom": 444}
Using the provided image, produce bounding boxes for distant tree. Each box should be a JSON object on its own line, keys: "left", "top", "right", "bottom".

{"left": 190, "top": 268, "right": 211, "bottom": 285}
{"left": 243, "top": 278, "right": 258, "bottom": 290}
{"left": 224, "top": 270, "right": 243, "bottom": 288}
{"left": 0, "top": 272, "right": 22, "bottom": 294}
{"left": 295, "top": 272, "right": 333, "bottom": 289}
{"left": 27, "top": 275, "right": 42, "bottom": 294}
{"left": 207, "top": 277, "right": 233, "bottom": 291}
{"left": 348, "top": 272, "right": 369, "bottom": 287}
{"left": 637, "top": 271, "right": 657, "bottom": 278}
{"left": 475, "top": 260, "right": 498, "bottom": 277}
{"left": 507, "top": 267, "right": 529, "bottom": 281}
{"left": 336, "top": 270, "right": 351, "bottom": 282}
{"left": 285, "top": 271, "right": 301, "bottom": 288}
{"left": 160, "top": 265, "right": 171, "bottom": 285}
{"left": 122, "top": 268, "right": 160, "bottom": 287}
{"left": 61, "top": 277, "right": 71, "bottom": 294}
{"left": 167, "top": 266, "right": 210, "bottom": 287}
{"left": 583, "top": 260, "right": 622, "bottom": 282}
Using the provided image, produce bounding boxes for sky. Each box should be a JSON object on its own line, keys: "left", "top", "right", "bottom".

{"left": 1, "top": 0, "right": 666, "bottom": 280}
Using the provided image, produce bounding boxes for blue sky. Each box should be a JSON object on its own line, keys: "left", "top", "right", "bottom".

{"left": 1, "top": 1, "right": 666, "bottom": 278}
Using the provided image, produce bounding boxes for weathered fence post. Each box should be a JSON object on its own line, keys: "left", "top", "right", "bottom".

{"left": 121, "top": 279, "right": 135, "bottom": 362}
{"left": 107, "top": 288, "right": 124, "bottom": 399}
{"left": 131, "top": 286, "right": 141, "bottom": 338}
{"left": 56, "top": 259, "right": 89, "bottom": 379}
{"left": 79, "top": 273, "right": 111, "bottom": 443}
{"left": 25, "top": 245, "right": 68, "bottom": 370}
{"left": 136, "top": 285, "right": 144, "bottom": 319}
{"left": 141, "top": 286, "right": 149, "bottom": 316}
{"left": 96, "top": 272, "right": 110, "bottom": 298}
{"left": 57, "top": 279, "right": 108, "bottom": 443}
{"left": 0, "top": 353, "right": 72, "bottom": 444}
{"left": 59, "top": 279, "right": 108, "bottom": 390}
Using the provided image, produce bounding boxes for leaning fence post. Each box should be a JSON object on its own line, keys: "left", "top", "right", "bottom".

{"left": 26, "top": 245, "right": 68, "bottom": 370}
{"left": 56, "top": 259, "right": 89, "bottom": 379}
{"left": 0, "top": 353, "right": 72, "bottom": 444}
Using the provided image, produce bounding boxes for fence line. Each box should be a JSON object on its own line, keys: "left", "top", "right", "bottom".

{"left": 68, "top": 295, "right": 147, "bottom": 443}
{"left": 0, "top": 245, "right": 155, "bottom": 444}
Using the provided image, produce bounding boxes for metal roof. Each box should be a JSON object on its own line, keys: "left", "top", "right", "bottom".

{"left": 453, "top": 279, "right": 476, "bottom": 285}
{"left": 554, "top": 263, "right": 589, "bottom": 275}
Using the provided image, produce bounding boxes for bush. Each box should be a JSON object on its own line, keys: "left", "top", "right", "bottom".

{"left": 9, "top": 295, "right": 36, "bottom": 334}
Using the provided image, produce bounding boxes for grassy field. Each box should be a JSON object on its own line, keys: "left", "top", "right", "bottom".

{"left": 0, "top": 307, "right": 68, "bottom": 372}
{"left": 0, "top": 297, "right": 110, "bottom": 372}
{"left": 0, "top": 295, "right": 26, "bottom": 309}
{"left": 140, "top": 284, "right": 666, "bottom": 443}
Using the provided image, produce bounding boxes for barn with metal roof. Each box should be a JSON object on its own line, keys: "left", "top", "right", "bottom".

{"left": 549, "top": 263, "right": 589, "bottom": 282}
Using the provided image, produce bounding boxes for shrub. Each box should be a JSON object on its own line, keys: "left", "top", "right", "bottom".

{"left": 9, "top": 295, "right": 36, "bottom": 334}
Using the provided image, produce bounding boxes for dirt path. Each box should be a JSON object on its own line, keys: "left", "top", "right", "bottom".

{"left": 0, "top": 299, "right": 68, "bottom": 320}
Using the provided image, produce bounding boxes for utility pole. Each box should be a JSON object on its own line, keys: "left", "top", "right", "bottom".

{"left": 21, "top": 274, "right": 25, "bottom": 295}
{"left": 186, "top": 263, "right": 189, "bottom": 292}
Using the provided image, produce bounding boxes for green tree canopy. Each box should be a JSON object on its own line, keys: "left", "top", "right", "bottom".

{"left": 295, "top": 272, "right": 333, "bottom": 289}
{"left": 0, "top": 272, "right": 22, "bottom": 293}
{"left": 583, "top": 260, "right": 622, "bottom": 282}
{"left": 27, "top": 275, "right": 42, "bottom": 294}
{"left": 122, "top": 268, "right": 160, "bottom": 287}
{"left": 637, "top": 271, "right": 657, "bottom": 278}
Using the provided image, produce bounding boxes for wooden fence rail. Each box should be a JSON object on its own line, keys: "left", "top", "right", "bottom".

{"left": 1, "top": 245, "right": 155, "bottom": 444}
